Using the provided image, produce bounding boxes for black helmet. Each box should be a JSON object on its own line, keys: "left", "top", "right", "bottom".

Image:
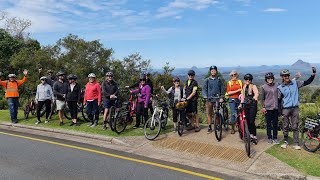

{"left": 67, "top": 74, "right": 77, "bottom": 80}
{"left": 265, "top": 72, "right": 274, "bottom": 81}
{"left": 280, "top": 69, "right": 290, "bottom": 76}
{"left": 244, "top": 73, "right": 253, "bottom": 81}
{"left": 139, "top": 73, "right": 146, "bottom": 80}
{"left": 106, "top": 72, "right": 113, "bottom": 77}
{"left": 209, "top": 65, "right": 217, "bottom": 71}
{"left": 56, "top": 71, "right": 65, "bottom": 76}
{"left": 187, "top": 70, "right": 195, "bottom": 76}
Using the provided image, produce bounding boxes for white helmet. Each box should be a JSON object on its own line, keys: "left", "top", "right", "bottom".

{"left": 88, "top": 73, "right": 96, "bottom": 78}
{"left": 8, "top": 74, "right": 17, "bottom": 78}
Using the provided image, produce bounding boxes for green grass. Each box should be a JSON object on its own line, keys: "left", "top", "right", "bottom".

{"left": 266, "top": 136, "right": 320, "bottom": 177}
{"left": 0, "top": 110, "right": 174, "bottom": 137}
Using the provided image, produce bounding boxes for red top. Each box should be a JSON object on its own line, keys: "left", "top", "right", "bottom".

{"left": 83, "top": 81, "right": 101, "bottom": 105}
{"left": 226, "top": 80, "right": 243, "bottom": 99}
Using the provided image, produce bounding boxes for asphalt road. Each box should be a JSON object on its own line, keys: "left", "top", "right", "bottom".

{"left": 0, "top": 130, "right": 227, "bottom": 180}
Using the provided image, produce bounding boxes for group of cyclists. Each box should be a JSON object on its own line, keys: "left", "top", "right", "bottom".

{"left": 0, "top": 65, "right": 317, "bottom": 150}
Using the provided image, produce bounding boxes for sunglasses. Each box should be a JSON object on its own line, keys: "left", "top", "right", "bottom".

{"left": 244, "top": 78, "right": 251, "bottom": 81}
{"left": 231, "top": 74, "right": 237, "bottom": 77}
{"left": 140, "top": 79, "right": 146, "bottom": 81}
{"left": 282, "top": 75, "right": 290, "bottom": 77}
{"left": 266, "top": 77, "right": 274, "bottom": 80}
{"left": 106, "top": 75, "right": 113, "bottom": 77}
{"left": 173, "top": 80, "right": 180, "bottom": 83}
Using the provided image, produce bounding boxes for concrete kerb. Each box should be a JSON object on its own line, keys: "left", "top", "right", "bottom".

{"left": 0, "top": 122, "right": 131, "bottom": 147}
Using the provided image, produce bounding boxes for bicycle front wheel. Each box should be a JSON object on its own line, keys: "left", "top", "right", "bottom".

{"left": 303, "top": 130, "right": 320, "bottom": 152}
{"left": 244, "top": 121, "right": 251, "bottom": 157}
{"left": 108, "top": 106, "right": 116, "bottom": 131}
{"left": 64, "top": 105, "right": 72, "bottom": 120}
{"left": 24, "top": 105, "right": 30, "bottom": 119}
{"left": 177, "top": 112, "right": 184, "bottom": 136}
{"left": 144, "top": 117, "right": 161, "bottom": 140}
{"left": 214, "top": 112, "right": 223, "bottom": 141}
{"left": 114, "top": 114, "right": 127, "bottom": 134}
{"left": 161, "top": 109, "right": 168, "bottom": 129}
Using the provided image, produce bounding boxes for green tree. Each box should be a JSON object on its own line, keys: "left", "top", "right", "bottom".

{"left": 154, "top": 62, "right": 175, "bottom": 97}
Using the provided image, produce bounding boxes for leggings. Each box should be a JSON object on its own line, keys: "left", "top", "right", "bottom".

{"left": 37, "top": 99, "right": 51, "bottom": 121}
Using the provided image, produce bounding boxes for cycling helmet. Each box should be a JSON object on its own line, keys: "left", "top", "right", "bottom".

{"left": 8, "top": 74, "right": 17, "bottom": 78}
{"left": 244, "top": 73, "right": 253, "bottom": 81}
{"left": 56, "top": 71, "right": 65, "bottom": 76}
{"left": 139, "top": 73, "right": 146, "bottom": 80}
{"left": 187, "top": 70, "right": 195, "bottom": 76}
{"left": 265, "top": 72, "right": 274, "bottom": 81}
{"left": 106, "top": 72, "right": 113, "bottom": 77}
{"left": 67, "top": 74, "right": 77, "bottom": 80}
{"left": 280, "top": 69, "right": 290, "bottom": 76}
{"left": 209, "top": 65, "right": 217, "bottom": 71}
{"left": 40, "top": 76, "right": 47, "bottom": 80}
{"left": 173, "top": 77, "right": 180, "bottom": 82}
{"left": 88, "top": 73, "right": 96, "bottom": 78}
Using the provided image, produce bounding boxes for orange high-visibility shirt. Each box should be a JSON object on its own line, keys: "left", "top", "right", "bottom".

{"left": 0, "top": 76, "right": 27, "bottom": 98}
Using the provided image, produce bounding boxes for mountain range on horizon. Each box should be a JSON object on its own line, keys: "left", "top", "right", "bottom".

{"left": 157, "top": 59, "right": 320, "bottom": 76}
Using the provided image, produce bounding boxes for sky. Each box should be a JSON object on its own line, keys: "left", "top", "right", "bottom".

{"left": 1, "top": 0, "right": 320, "bottom": 68}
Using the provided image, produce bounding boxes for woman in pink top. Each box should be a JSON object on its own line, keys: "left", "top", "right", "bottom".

{"left": 130, "top": 74, "right": 151, "bottom": 128}
{"left": 240, "top": 73, "right": 259, "bottom": 145}
{"left": 83, "top": 73, "right": 101, "bottom": 127}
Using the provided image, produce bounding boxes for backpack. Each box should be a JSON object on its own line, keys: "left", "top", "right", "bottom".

{"left": 224, "top": 80, "right": 243, "bottom": 99}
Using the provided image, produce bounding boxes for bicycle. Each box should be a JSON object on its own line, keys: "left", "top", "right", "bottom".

{"left": 221, "top": 99, "right": 229, "bottom": 131}
{"left": 303, "top": 114, "right": 320, "bottom": 152}
{"left": 144, "top": 97, "right": 169, "bottom": 140}
{"left": 64, "top": 102, "right": 90, "bottom": 122}
{"left": 24, "top": 90, "right": 37, "bottom": 119}
{"left": 207, "top": 95, "right": 228, "bottom": 141}
{"left": 176, "top": 101, "right": 188, "bottom": 136}
{"left": 236, "top": 103, "right": 251, "bottom": 157}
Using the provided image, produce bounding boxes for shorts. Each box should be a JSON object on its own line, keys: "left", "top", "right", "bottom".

{"left": 186, "top": 100, "right": 197, "bottom": 114}
{"left": 206, "top": 101, "right": 216, "bottom": 116}
{"left": 56, "top": 100, "right": 66, "bottom": 111}
{"left": 103, "top": 99, "right": 115, "bottom": 109}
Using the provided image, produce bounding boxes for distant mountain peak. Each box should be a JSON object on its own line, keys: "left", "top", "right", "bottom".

{"left": 291, "top": 59, "right": 311, "bottom": 69}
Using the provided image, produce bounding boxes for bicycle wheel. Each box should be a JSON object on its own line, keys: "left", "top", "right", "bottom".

{"left": 223, "top": 107, "right": 229, "bottom": 131}
{"left": 108, "top": 106, "right": 116, "bottom": 131}
{"left": 144, "top": 117, "right": 161, "bottom": 140}
{"left": 161, "top": 109, "right": 168, "bottom": 129}
{"left": 214, "top": 112, "right": 223, "bottom": 141}
{"left": 81, "top": 103, "right": 90, "bottom": 122}
{"left": 303, "top": 130, "right": 320, "bottom": 152}
{"left": 244, "top": 121, "right": 251, "bottom": 157}
{"left": 31, "top": 102, "right": 36, "bottom": 115}
{"left": 177, "top": 112, "right": 184, "bottom": 136}
{"left": 114, "top": 114, "right": 127, "bottom": 134}
{"left": 64, "top": 105, "right": 72, "bottom": 120}
{"left": 24, "top": 104, "right": 30, "bottom": 119}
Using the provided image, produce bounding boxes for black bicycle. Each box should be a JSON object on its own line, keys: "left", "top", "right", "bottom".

{"left": 177, "top": 101, "right": 188, "bottom": 136}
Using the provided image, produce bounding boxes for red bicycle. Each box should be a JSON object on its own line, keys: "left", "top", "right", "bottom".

{"left": 236, "top": 103, "right": 251, "bottom": 157}
{"left": 303, "top": 114, "right": 320, "bottom": 152}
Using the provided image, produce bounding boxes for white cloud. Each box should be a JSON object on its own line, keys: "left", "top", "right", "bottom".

{"left": 156, "top": 0, "right": 218, "bottom": 18}
{"left": 263, "top": 8, "right": 287, "bottom": 12}
{"left": 174, "top": 16, "right": 182, "bottom": 19}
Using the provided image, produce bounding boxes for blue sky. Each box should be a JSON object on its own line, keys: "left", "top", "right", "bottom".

{"left": 1, "top": 0, "right": 320, "bottom": 68}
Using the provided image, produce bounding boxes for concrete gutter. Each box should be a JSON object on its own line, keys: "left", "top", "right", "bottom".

{"left": 0, "top": 122, "right": 130, "bottom": 147}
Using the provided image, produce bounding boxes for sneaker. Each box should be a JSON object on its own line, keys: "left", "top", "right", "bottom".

{"left": 252, "top": 138, "right": 258, "bottom": 145}
{"left": 133, "top": 125, "right": 139, "bottom": 129}
{"left": 45, "top": 120, "right": 49, "bottom": 124}
{"left": 186, "top": 125, "right": 195, "bottom": 131}
{"left": 207, "top": 127, "right": 213, "bottom": 134}
{"left": 90, "top": 123, "right": 97, "bottom": 128}
{"left": 281, "top": 141, "right": 288, "bottom": 149}
{"left": 195, "top": 126, "right": 201, "bottom": 132}
{"left": 268, "top": 139, "right": 273, "bottom": 144}
{"left": 35, "top": 120, "right": 41, "bottom": 125}
{"left": 273, "top": 139, "right": 280, "bottom": 145}
{"left": 59, "top": 121, "right": 64, "bottom": 126}
{"left": 293, "top": 145, "right": 301, "bottom": 150}
{"left": 87, "top": 122, "right": 94, "bottom": 127}
{"left": 70, "top": 122, "right": 75, "bottom": 126}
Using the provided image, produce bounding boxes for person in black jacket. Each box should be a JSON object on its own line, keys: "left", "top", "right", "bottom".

{"left": 102, "top": 72, "right": 119, "bottom": 129}
{"left": 66, "top": 74, "right": 81, "bottom": 126}
{"left": 53, "top": 71, "right": 69, "bottom": 126}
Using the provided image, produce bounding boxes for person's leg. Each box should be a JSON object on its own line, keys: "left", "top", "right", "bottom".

{"left": 250, "top": 102, "right": 257, "bottom": 137}
{"left": 143, "top": 105, "right": 148, "bottom": 125}
{"left": 36, "top": 101, "right": 45, "bottom": 122}
{"left": 86, "top": 101, "right": 94, "bottom": 124}
{"left": 272, "top": 110, "right": 279, "bottom": 140}
{"left": 172, "top": 108, "right": 178, "bottom": 129}
{"left": 206, "top": 101, "right": 213, "bottom": 127}
{"left": 135, "top": 103, "right": 143, "bottom": 127}
{"left": 291, "top": 108, "right": 300, "bottom": 146}
{"left": 281, "top": 108, "right": 291, "bottom": 148}
{"left": 13, "top": 98, "right": 19, "bottom": 121}
{"left": 265, "top": 110, "right": 273, "bottom": 139}
{"left": 7, "top": 98, "right": 15, "bottom": 123}
{"left": 91, "top": 100, "right": 99, "bottom": 127}
{"left": 44, "top": 99, "right": 51, "bottom": 121}
{"left": 229, "top": 100, "right": 237, "bottom": 133}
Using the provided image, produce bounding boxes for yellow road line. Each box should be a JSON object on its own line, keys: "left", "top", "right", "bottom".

{"left": 0, "top": 131, "right": 222, "bottom": 180}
